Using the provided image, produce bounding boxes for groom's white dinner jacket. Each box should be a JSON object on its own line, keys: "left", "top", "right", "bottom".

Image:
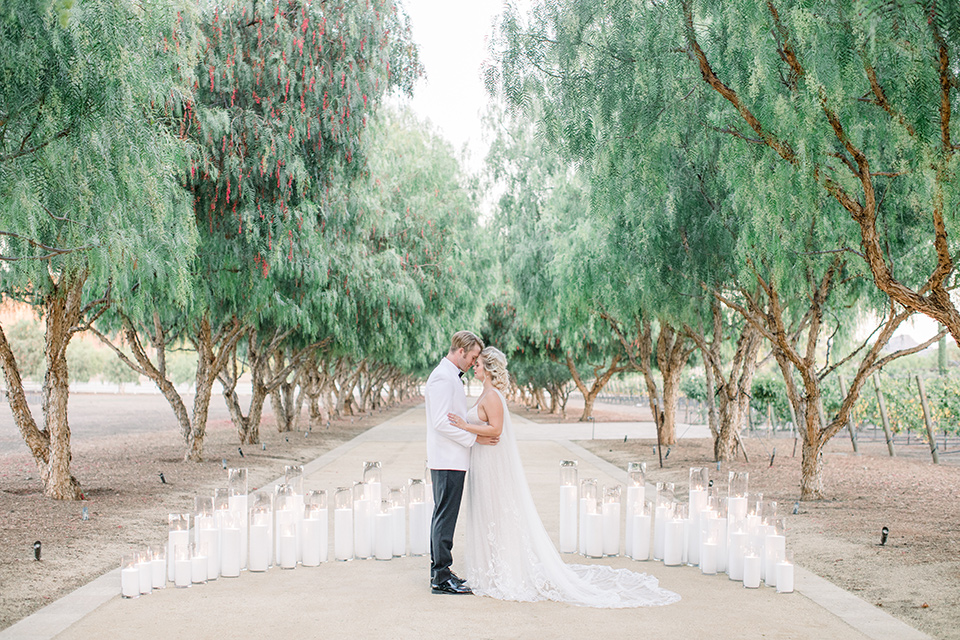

{"left": 425, "top": 357, "right": 477, "bottom": 471}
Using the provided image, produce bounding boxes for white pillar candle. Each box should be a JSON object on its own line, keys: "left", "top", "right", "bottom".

{"left": 653, "top": 505, "right": 670, "bottom": 561}
{"left": 715, "top": 517, "right": 728, "bottom": 573}
{"left": 687, "top": 489, "right": 707, "bottom": 564}
{"left": 559, "top": 486, "right": 578, "bottom": 553}
{"left": 776, "top": 561, "right": 794, "bottom": 593}
{"left": 174, "top": 548, "right": 191, "bottom": 588}
{"left": 354, "top": 498, "right": 372, "bottom": 559}
{"left": 663, "top": 520, "right": 684, "bottom": 566}
{"left": 167, "top": 530, "right": 189, "bottom": 582}
{"left": 151, "top": 556, "right": 165, "bottom": 589}
{"left": 750, "top": 525, "right": 771, "bottom": 581}
{"left": 317, "top": 508, "right": 329, "bottom": 562}
{"left": 191, "top": 553, "right": 207, "bottom": 584}
{"left": 743, "top": 553, "right": 761, "bottom": 588}
{"left": 194, "top": 515, "right": 214, "bottom": 546}
{"left": 302, "top": 516, "right": 323, "bottom": 566}
{"left": 137, "top": 559, "right": 152, "bottom": 595}
{"left": 293, "top": 494, "right": 305, "bottom": 563}
{"left": 601, "top": 501, "right": 620, "bottom": 556}
{"left": 220, "top": 526, "right": 241, "bottom": 577}
{"left": 275, "top": 509, "right": 295, "bottom": 564}
{"left": 408, "top": 502, "right": 428, "bottom": 556}
{"left": 624, "top": 485, "right": 644, "bottom": 558}
{"left": 585, "top": 512, "right": 603, "bottom": 558}
{"left": 228, "top": 494, "right": 248, "bottom": 570}
{"left": 278, "top": 528, "right": 297, "bottom": 569}
{"left": 578, "top": 498, "right": 589, "bottom": 555}
{"left": 746, "top": 514, "right": 761, "bottom": 534}
{"left": 121, "top": 566, "right": 140, "bottom": 598}
{"left": 681, "top": 518, "right": 690, "bottom": 565}
{"left": 699, "top": 509, "right": 715, "bottom": 567}
{"left": 630, "top": 513, "right": 651, "bottom": 561}
{"left": 199, "top": 526, "right": 220, "bottom": 580}
{"left": 248, "top": 523, "right": 270, "bottom": 572}
{"left": 728, "top": 531, "right": 747, "bottom": 581}
{"left": 701, "top": 542, "right": 718, "bottom": 574}
{"left": 367, "top": 485, "right": 380, "bottom": 555}
{"left": 390, "top": 505, "right": 405, "bottom": 557}
{"left": 334, "top": 508, "right": 354, "bottom": 560}
{"left": 765, "top": 533, "right": 786, "bottom": 587}
{"left": 375, "top": 512, "right": 393, "bottom": 560}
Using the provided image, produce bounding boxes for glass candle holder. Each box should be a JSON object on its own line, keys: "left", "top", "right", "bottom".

{"left": 407, "top": 479, "right": 428, "bottom": 556}
{"left": 628, "top": 461, "right": 646, "bottom": 487}
{"left": 149, "top": 545, "right": 166, "bottom": 589}
{"left": 136, "top": 549, "right": 152, "bottom": 595}
{"left": 275, "top": 483, "right": 295, "bottom": 512}
{"left": 375, "top": 499, "right": 394, "bottom": 560}
{"left": 306, "top": 489, "right": 328, "bottom": 511}
{"left": 249, "top": 498, "right": 273, "bottom": 572}
{"left": 763, "top": 500, "right": 779, "bottom": 525}
{"left": 121, "top": 554, "right": 140, "bottom": 598}
{"left": 167, "top": 513, "right": 190, "bottom": 582}
{"left": 560, "top": 460, "right": 578, "bottom": 487}
{"left": 689, "top": 467, "right": 709, "bottom": 491}
{"left": 363, "top": 461, "right": 382, "bottom": 485}
{"left": 728, "top": 471, "right": 749, "bottom": 498}
{"left": 214, "top": 488, "right": 230, "bottom": 512}
{"left": 334, "top": 487, "right": 354, "bottom": 561}
{"left": 335, "top": 486, "right": 353, "bottom": 510}
{"left": 408, "top": 478, "right": 425, "bottom": 504}
{"left": 284, "top": 464, "right": 304, "bottom": 495}
{"left": 776, "top": 549, "right": 795, "bottom": 593}
{"left": 227, "top": 468, "right": 247, "bottom": 496}
{"left": 601, "top": 485, "right": 621, "bottom": 557}
{"left": 656, "top": 482, "right": 675, "bottom": 509}
{"left": 195, "top": 496, "right": 214, "bottom": 517}
{"left": 191, "top": 542, "right": 207, "bottom": 584}
{"left": 174, "top": 543, "right": 192, "bottom": 588}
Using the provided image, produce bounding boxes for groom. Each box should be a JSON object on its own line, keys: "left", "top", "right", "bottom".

{"left": 425, "top": 330, "right": 497, "bottom": 595}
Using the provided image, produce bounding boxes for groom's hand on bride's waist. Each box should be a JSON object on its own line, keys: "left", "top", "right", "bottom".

{"left": 476, "top": 435, "right": 499, "bottom": 446}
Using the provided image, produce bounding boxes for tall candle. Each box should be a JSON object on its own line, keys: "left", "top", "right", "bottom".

{"left": 631, "top": 513, "right": 651, "bottom": 561}
{"left": 408, "top": 502, "right": 428, "bottom": 556}
{"left": 220, "top": 526, "right": 241, "bottom": 577}
{"left": 334, "top": 507, "right": 354, "bottom": 561}
{"left": 137, "top": 557, "right": 152, "bottom": 595}
{"left": 663, "top": 520, "right": 684, "bottom": 566}
{"left": 390, "top": 505, "right": 405, "bottom": 557}
{"left": 715, "top": 517, "right": 728, "bottom": 573}
{"left": 249, "top": 523, "right": 270, "bottom": 572}
{"left": 585, "top": 511, "right": 603, "bottom": 558}
{"left": 228, "top": 494, "right": 248, "bottom": 570}
{"left": 375, "top": 512, "right": 393, "bottom": 560}
{"left": 601, "top": 501, "right": 620, "bottom": 557}
{"left": 578, "top": 498, "right": 589, "bottom": 555}
{"left": 120, "top": 565, "right": 140, "bottom": 598}
{"left": 625, "top": 485, "right": 644, "bottom": 558}
{"left": 354, "top": 498, "right": 372, "bottom": 559}
{"left": 727, "top": 496, "right": 748, "bottom": 522}
{"left": 687, "top": 488, "right": 707, "bottom": 564}
{"left": 750, "top": 525, "right": 771, "bottom": 581}
{"left": 302, "top": 516, "right": 323, "bottom": 566}
{"left": 743, "top": 553, "right": 761, "bottom": 588}
{"left": 559, "top": 485, "right": 578, "bottom": 553}
{"left": 293, "top": 493, "right": 305, "bottom": 563}
{"left": 681, "top": 518, "right": 690, "bottom": 565}
{"left": 701, "top": 542, "right": 718, "bottom": 574}
{"left": 776, "top": 561, "right": 794, "bottom": 593}
{"left": 199, "top": 526, "right": 220, "bottom": 580}
{"left": 765, "top": 533, "right": 786, "bottom": 587}
{"left": 653, "top": 505, "right": 670, "bottom": 561}
{"left": 728, "top": 531, "right": 747, "bottom": 581}
{"left": 167, "top": 529, "right": 189, "bottom": 582}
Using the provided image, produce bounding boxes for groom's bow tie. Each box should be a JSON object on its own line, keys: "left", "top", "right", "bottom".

{"left": 458, "top": 371, "right": 464, "bottom": 379}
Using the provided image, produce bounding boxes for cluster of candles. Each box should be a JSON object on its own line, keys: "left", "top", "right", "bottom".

{"left": 121, "top": 461, "right": 437, "bottom": 598}
{"left": 559, "top": 461, "right": 795, "bottom": 593}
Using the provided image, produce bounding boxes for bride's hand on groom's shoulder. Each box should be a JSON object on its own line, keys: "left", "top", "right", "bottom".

{"left": 476, "top": 435, "right": 499, "bottom": 446}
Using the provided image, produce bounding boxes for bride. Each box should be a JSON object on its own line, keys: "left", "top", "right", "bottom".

{"left": 448, "top": 347, "right": 680, "bottom": 608}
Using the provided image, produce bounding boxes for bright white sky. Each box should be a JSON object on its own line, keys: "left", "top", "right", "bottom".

{"left": 397, "top": 0, "right": 506, "bottom": 173}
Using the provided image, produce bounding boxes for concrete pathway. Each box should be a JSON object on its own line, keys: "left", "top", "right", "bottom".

{"left": 1, "top": 404, "right": 931, "bottom": 640}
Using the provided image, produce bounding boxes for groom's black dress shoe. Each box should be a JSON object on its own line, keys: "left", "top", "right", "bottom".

{"left": 431, "top": 578, "right": 472, "bottom": 595}
{"left": 449, "top": 572, "right": 466, "bottom": 587}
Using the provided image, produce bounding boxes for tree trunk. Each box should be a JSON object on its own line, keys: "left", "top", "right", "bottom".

{"left": 565, "top": 352, "right": 623, "bottom": 422}
{"left": 800, "top": 438, "right": 825, "bottom": 500}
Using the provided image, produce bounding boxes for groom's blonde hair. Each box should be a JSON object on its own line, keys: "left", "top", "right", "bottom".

{"left": 450, "top": 330, "right": 484, "bottom": 354}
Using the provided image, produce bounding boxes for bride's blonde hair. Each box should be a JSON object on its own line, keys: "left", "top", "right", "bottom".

{"left": 479, "top": 347, "right": 510, "bottom": 393}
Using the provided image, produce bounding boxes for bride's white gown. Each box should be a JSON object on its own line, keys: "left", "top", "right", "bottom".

{"left": 463, "top": 389, "right": 680, "bottom": 607}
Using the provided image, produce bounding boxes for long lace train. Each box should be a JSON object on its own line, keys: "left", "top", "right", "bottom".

{"left": 463, "top": 390, "right": 680, "bottom": 608}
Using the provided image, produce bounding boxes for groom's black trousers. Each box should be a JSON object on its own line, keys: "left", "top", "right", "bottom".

{"left": 430, "top": 469, "right": 466, "bottom": 585}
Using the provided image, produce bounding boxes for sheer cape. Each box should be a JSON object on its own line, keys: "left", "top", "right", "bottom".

{"left": 463, "top": 389, "right": 680, "bottom": 608}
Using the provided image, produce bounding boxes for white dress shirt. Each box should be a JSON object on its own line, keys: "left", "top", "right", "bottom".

{"left": 425, "top": 357, "right": 476, "bottom": 470}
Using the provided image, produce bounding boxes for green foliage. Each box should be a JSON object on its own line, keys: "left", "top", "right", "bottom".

{"left": 167, "top": 348, "right": 198, "bottom": 386}
{"left": 65, "top": 341, "right": 106, "bottom": 383}
{"left": 101, "top": 350, "right": 140, "bottom": 385}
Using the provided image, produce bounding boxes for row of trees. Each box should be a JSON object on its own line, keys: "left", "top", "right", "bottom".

{"left": 0, "top": 0, "right": 485, "bottom": 499}
{"left": 481, "top": 0, "right": 960, "bottom": 499}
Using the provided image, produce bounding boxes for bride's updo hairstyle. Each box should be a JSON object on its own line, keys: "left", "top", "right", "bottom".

{"left": 479, "top": 347, "right": 510, "bottom": 393}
